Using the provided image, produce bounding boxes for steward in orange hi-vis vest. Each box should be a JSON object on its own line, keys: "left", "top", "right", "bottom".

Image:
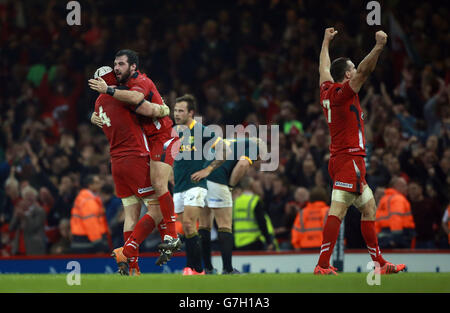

{"left": 291, "top": 200, "right": 329, "bottom": 249}
{"left": 70, "top": 175, "right": 110, "bottom": 253}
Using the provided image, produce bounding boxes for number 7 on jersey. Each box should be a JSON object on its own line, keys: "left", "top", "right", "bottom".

{"left": 322, "top": 99, "right": 331, "bottom": 123}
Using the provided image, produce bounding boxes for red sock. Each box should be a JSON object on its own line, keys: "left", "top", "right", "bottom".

{"left": 158, "top": 191, "right": 177, "bottom": 239}
{"left": 123, "top": 231, "right": 132, "bottom": 243}
{"left": 158, "top": 221, "right": 168, "bottom": 241}
{"left": 123, "top": 214, "right": 155, "bottom": 258}
{"left": 318, "top": 215, "right": 341, "bottom": 268}
{"left": 361, "top": 220, "right": 387, "bottom": 266}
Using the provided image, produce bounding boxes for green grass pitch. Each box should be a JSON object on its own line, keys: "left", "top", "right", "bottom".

{"left": 0, "top": 273, "right": 449, "bottom": 293}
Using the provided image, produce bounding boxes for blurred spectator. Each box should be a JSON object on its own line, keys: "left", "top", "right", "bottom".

{"left": 70, "top": 174, "right": 109, "bottom": 254}
{"left": 282, "top": 187, "right": 310, "bottom": 250}
{"left": 376, "top": 177, "right": 416, "bottom": 249}
{"left": 264, "top": 174, "right": 290, "bottom": 247}
{"left": 291, "top": 186, "right": 329, "bottom": 251}
{"left": 9, "top": 185, "right": 47, "bottom": 255}
{"left": 49, "top": 218, "right": 72, "bottom": 255}
{"left": 233, "top": 176, "right": 277, "bottom": 251}
{"left": 47, "top": 175, "right": 77, "bottom": 227}
{"left": 407, "top": 180, "right": 442, "bottom": 249}
{"left": 99, "top": 183, "right": 123, "bottom": 249}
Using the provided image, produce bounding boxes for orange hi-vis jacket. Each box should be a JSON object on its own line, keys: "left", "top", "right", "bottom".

{"left": 70, "top": 189, "right": 108, "bottom": 242}
{"left": 291, "top": 201, "right": 329, "bottom": 249}
{"left": 375, "top": 188, "right": 415, "bottom": 234}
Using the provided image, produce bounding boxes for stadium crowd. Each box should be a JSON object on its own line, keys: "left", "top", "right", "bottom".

{"left": 0, "top": 0, "right": 449, "bottom": 256}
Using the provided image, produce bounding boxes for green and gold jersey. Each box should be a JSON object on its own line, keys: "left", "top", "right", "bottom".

{"left": 173, "top": 120, "right": 221, "bottom": 193}
{"left": 206, "top": 137, "right": 259, "bottom": 186}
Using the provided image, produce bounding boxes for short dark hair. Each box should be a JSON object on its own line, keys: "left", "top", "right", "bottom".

{"left": 81, "top": 174, "right": 96, "bottom": 188}
{"left": 115, "top": 49, "right": 139, "bottom": 69}
{"left": 330, "top": 57, "right": 351, "bottom": 82}
{"left": 100, "top": 183, "right": 114, "bottom": 195}
{"left": 176, "top": 94, "right": 197, "bottom": 114}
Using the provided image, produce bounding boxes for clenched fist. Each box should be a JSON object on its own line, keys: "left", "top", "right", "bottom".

{"left": 375, "top": 30, "right": 388, "bottom": 46}
{"left": 324, "top": 27, "right": 338, "bottom": 42}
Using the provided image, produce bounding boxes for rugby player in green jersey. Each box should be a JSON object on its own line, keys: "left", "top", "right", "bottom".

{"left": 173, "top": 94, "right": 230, "bottom": 275}
{"left": 192, "top": 136, "right": 269, "bottom": 274}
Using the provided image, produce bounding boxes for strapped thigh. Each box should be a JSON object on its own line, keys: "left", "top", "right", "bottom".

{"left": 353, "top": 185, "right": 374, "bottom": 209}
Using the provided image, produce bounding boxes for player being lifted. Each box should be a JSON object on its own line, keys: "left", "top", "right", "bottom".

{"left": 89, "top": 50, "right": 181, "bottom": 267}
{"left": 315, "top": 28, "right": 405, "bottom": 275}
{"left": 90, "top": 66, "right": 171, "bottom": 275}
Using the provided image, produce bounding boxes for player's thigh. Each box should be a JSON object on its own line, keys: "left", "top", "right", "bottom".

{"left": 121, "top": 196, "right": 142, "bottom": 231}
{"left": 354, "top": 184, "right": 376, "bottom": 220}
{"left": 199, "top": 207, "right": 213, "bottom": 229}
{"left": 212, "top": 206, "right": 232, "bottom": 229}
{"left": 329, "top": 188, "right": 357, "bottom": 220}
{"left": 182, "top": 187, "right": 207, "bottom": 224}
{"left": 149, "top": 160, "right": 172, "bottom": 194}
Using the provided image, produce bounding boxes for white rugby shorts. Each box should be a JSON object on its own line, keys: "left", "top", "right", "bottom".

{"left": 173, "top": 187, "right": 207, "bottom": 214}
{"left": 206, "top": 180, "right": 233, "bottom": 208}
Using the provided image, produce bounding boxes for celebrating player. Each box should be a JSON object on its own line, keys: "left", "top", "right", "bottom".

{"left": 90, "top": 66, "right": 170, "bottom": 275}
{"left": 88, "top": 50, "right": 181, "bottom": 263}
{"left": 315, "top": 28, "right": 405, "bottom": 275}
{"left": 172, "top": 94, "right": 229, "bottom": 275}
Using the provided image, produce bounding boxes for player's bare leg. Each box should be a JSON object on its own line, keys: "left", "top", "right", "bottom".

{"left": 198, "top": 207, "right": 216, "bottom": 274}
{"left": 315, "top": 199, "right": 349, "bottom": 275}
{"left": 182, "top": 205, "right": 204, "bottom": 274}
{"left": 213, "top": 206, "right": 238, "bottom": 274}
{"left": 151, "top": 160, "right": 181, "bottom": 253}
{"left": 356, "top": 185, "right": 405, "bottom": 274}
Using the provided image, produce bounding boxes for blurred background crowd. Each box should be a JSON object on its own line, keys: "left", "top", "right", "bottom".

{"left": 0, "top": 0, "right": 449, "bottom": 256}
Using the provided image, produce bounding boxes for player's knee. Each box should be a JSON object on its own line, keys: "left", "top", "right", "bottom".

{"left": 182, "top": 218, "right": 196, "bottom": 235}
{"left": 355, "top": 186, "right": 376, "bottom": 220}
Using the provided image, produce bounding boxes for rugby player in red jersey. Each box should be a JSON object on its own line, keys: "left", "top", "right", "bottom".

{"left": 315, "top": 28, "right": 405, "bottom": 275}
{"left": 90, "top": 66, "right": 171, "bottom": 275}
{"left": 89, "top": 50, "right": 181, "bottom": 266}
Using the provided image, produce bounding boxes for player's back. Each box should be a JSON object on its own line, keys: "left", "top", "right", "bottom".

{"left": 319, "top": 80, "right": 366, "bottom": 157}
{"left": 206, "top": 137, "right": 259, "bottom": 185}
{"left": 95, "top": 93, "right": 148, "bottom": 160}
{"left": 126, "top": 71, "right": 173, "bottom": 136}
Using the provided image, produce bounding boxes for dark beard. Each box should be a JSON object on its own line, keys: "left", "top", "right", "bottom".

{"left": 117, "top": 69, "right": 131, "bottom": 84}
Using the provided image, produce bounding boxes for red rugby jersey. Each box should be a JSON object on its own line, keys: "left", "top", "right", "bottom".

{"left": 319, "top": 80, "right": 366, "bottom": 157}
{"left": 126, "top": 71, "right": 173, "bottom": 137}
{"left": 94, "top": 94, "right": 149, "bottom": 160}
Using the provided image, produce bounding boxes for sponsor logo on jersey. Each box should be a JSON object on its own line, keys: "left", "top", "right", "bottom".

{"left": 335, "top": 181, "right": 353, "bottom": 189}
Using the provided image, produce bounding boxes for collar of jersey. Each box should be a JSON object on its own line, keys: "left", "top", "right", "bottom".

{"left": 188, "top": 119, "right": 197, "bottom": 130}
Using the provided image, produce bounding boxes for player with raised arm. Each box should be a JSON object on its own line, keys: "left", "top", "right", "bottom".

{"left": 315, "top": 28, "right": 405, "bottom": 275}
{"left": 89, "top": 50, "right": 181, "bottom": 263}
{"left": 90, "top": 66, "right": 170, "bottom": 275}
